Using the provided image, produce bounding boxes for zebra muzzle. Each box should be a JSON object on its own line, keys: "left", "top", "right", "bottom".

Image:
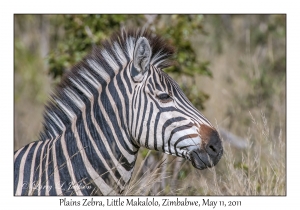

{"left": 190, "top": 127, "right": 223, "bottom": 170}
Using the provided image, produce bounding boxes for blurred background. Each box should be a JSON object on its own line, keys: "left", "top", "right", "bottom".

{"left": 14, "top": 14, "right": 286, "bottom": 195}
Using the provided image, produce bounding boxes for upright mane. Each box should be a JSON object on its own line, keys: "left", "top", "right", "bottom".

{"left": 40, "top": 29, "right": 175, "bottom": 140}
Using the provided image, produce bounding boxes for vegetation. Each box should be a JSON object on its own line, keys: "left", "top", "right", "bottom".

{"left": 14, "top": 14, "right": 286, "bottom": 195}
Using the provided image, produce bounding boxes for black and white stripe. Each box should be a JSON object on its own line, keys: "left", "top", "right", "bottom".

{"left": 14, "top": 29, "right": 223, "bottom": 195}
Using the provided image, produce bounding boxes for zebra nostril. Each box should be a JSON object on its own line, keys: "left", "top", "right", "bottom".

{"left": 209, "top": 145, "right": 217, "bottom": 153}
{"left": 206, "top": 133, "right": 223, "bottom": 157}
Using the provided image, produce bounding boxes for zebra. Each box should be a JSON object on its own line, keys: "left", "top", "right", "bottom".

{"left": 14, "top": 29, "right": 223, "bottom": 195}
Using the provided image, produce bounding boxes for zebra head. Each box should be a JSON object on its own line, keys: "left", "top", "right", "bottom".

{"left": 129, "top": 35, "right": 223, "bottom": 170}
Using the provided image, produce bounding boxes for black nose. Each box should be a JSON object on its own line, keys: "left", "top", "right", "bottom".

{"left": 205, "top": 130, "right": 223, "bottom": 164}
{"left": 191, "top": 124, "right": 224, "bottom": 170}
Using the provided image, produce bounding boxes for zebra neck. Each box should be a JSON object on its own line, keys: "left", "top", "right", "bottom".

{"left": 44, "top": 93, "right": 139, "bottom": 194}
{"left": 44, "top": 69, "right": 141, "bottom": 191}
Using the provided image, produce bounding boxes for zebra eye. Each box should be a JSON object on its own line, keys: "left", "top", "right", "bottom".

{"left": 156, "top": 92, "right": 173, "bottom": 103}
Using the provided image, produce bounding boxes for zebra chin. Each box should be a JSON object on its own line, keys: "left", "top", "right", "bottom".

{"left": 188, "top": 127, "right": 223, "bottom": 170}
{"left": 189, "top": 148, "right": 223, "bottom": 170}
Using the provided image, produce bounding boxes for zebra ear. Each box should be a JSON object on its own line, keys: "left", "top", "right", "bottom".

{"left": 131, "top": 37, "right": 152, "bottom": 82}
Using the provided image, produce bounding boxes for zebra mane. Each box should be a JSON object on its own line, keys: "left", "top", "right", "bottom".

{"left": 39, "top": 28, "right": 175, "bottom": 140}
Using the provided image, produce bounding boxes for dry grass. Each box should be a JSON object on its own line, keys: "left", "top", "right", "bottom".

{"left": 123, "top": 151, "right": 170, "bottom": 195}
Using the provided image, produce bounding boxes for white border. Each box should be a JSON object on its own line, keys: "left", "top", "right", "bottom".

{"left": 2, "top": 1, "right": 297, "bottom": 209}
